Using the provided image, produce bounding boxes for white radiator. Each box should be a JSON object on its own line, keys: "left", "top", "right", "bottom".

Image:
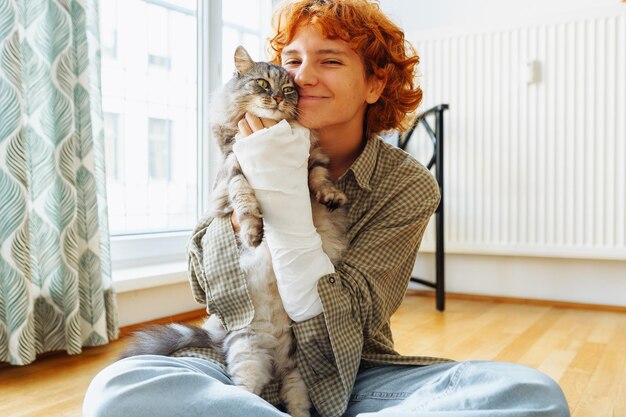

{"left": 407, "top": 8, "right": 625, "bottom": 260}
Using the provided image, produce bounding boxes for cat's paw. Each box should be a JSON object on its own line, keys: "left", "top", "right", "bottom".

{"left": 239, "top": 213, "right": 264, "bottom": 248}
{"left": 241, "top": 228, "right": 263, "bottom": 248}
{"left": 232, "top": 375, "right": 265, "bottom": 396}
{"left": 316, "top": 187, "right": 348, "bottom": 211}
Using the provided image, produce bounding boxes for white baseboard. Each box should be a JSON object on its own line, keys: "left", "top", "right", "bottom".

{"left": 411, "top": 253, "right": 626, "bottom": 307}
{"left": 116, "top": 282, "right": 203, "bottom": 327}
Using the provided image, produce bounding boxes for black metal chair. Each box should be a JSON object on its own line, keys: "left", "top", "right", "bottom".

{"left": 394, "top": 104, "right": 449, "bottom": 311}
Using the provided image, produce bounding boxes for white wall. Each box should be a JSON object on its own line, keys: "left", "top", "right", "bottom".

{"left": 380, "top": 0, "right": 620, "bottom": 33}
{"left": 116, "top": 281, "right": 202, "bottom": 327}
{"left": 384, "top": 0, "right": 626, "bottom": 308}
{"left": 411, "top": 253, "right": 626, "bottom": 307}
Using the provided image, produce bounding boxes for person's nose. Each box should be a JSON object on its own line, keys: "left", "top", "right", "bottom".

{"left": 293, "top": 59, "right": 317, "bottom": 87}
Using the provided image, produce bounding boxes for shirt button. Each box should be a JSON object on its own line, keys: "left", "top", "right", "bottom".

{"left": 328, "top": 277, "right": 336, "bottom": 284}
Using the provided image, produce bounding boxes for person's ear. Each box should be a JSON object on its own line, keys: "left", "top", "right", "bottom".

{"left": 365, "top": 70, "right": 387, "bottom": 104}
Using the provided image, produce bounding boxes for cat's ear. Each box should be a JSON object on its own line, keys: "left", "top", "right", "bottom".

{"left": 234, "top": 46, "right": 255, "bottom": 75}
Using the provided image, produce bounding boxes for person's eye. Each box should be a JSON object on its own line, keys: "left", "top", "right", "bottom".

{"left": 282, "top": 59, "right": 301, "bottom": 66}
{"left": 324, "top": 60, "right": 342, "bottom": 65}
{"left": 283, "top": 86, "right": 295, "bottom": 94}
{"left": 256, "top": 79, "right": 269, "bottom": 89}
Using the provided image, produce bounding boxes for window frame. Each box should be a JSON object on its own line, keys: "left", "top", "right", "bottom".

{"left": 110, "top": 0, "right": 218, "bottom": 279}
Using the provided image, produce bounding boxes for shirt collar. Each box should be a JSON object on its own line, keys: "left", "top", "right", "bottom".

{"left": 341, "top": 135, "right": 379, "bottom": 192}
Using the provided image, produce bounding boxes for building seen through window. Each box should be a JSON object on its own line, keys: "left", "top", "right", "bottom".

{"left": 100, "top": 0, "right": 197, "bottom": 235}
{"left": 148, "top": 118, "right": 173, "bottom": 182}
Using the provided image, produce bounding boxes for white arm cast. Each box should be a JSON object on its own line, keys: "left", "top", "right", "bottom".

{"left": 232, "top": 120, "right": 335, "bottom": 322}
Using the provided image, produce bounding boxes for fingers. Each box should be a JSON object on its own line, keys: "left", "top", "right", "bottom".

{"left": 237, "top": 113, "right": 278, "bottom": 138}
{"left": 237, "top": 118, "right": 253, "bottom": 138}
{"left": 245, "top": 113, "right": 266, "bottom": 131}
{"left": 259, "top": 117, "right": 277, "bottom": 129}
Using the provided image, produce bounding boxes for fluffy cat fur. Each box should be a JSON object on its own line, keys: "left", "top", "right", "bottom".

{"left": 119, "top": 46, "right": 348, "bottom": 417}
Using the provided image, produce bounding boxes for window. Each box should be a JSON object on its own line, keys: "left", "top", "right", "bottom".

{"left": 100, "top": 0, "right": 273, "bottom": 275}
{"left": 148, "top": 118, "right": 172, "bottom": 181}
{"left": 101, "top": 0, "right": 197, "bottom": 237}
{"left": 147, "top": 3, "right": 172, "bottom": 70}
{"left": 103, "top": 113, "right": 120, "bottom": 181}
{"left": 221, "top": 0, "right": 272, "bottom": 76}
{"left": 100, "top": 0, "right": 118, "bottom": 59}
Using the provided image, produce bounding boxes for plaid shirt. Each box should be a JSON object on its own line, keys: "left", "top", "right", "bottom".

{"left": 178, "top": 136, "right": 451, "bottom": 417}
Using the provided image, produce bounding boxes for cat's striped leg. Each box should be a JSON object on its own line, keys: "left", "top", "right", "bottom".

{"left": 274, "top": 330, "right": 311, "bottom": 417}
{"left": 279, "top": 364, "right": 311, "bottom": 417}
{"left": 308, "top": 146, "right": 347, "bottom": 210}
{"left": 226, "top": 154, "right": 264, "bottom": 248}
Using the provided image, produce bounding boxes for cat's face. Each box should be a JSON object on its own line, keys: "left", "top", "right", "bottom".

{"left": 230, "top": 46, "right": 298, "bottom": 121}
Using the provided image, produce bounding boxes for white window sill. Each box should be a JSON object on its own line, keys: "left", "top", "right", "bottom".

{"left": 112, "top": 261, "right": 189, "bottom": 293}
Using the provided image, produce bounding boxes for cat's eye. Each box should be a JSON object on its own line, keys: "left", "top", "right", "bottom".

{"left": 256, "top": 79, "right": 269, "bottom": 89}
{"left": 283, "top": 86, "right": 295, "bottom": 94}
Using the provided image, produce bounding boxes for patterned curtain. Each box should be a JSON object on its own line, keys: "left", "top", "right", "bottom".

{"left": 0, "top": 0, "right": 118, "bottom": 366}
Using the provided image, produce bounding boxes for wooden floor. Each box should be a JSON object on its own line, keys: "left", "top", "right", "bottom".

{"left": 1, "top": 293, "right": 625, "bottom": 417}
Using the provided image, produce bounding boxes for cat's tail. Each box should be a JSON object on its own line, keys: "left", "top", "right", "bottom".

{"left": 119, "top": 323, "right": 213, "bottom": 359}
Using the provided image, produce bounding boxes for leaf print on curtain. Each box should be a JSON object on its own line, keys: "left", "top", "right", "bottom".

{"left": 0, "top": 0, "right": 118, "bottom": 366}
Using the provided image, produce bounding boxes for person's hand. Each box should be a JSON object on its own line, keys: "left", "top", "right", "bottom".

{"left": 236, "top": 113, "right": 277, "bottom": 138}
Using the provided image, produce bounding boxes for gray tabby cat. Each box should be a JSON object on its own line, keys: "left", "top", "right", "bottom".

{"left": 119, "top": 46, "right": 348, "bottom": 417}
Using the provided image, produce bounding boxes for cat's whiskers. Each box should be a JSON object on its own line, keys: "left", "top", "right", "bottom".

{"left": 293, "top": 108, "right": 316, "bottom": 128}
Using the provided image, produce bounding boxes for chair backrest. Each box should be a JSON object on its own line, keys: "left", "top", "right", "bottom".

{"left": 394, "top": 104, "right": 449, "bottom": 212}
{"left": 397, "top": 104, "right": 449, "bottom": 181}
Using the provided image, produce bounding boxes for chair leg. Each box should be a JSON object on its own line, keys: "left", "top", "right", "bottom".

{"left": 435, "top": 243, "right": 445, "bottom": 311}
{"left": 435, "top": 206, "right": 445, "bottom": 311}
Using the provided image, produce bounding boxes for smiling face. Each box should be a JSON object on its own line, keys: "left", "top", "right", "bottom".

{"left": 281, "top": 25, "right": 384, "bottom": 145}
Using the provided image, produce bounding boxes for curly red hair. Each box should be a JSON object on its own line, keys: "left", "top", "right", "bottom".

{"left": 269, "top": 0, "right": 421, "bottom": 137}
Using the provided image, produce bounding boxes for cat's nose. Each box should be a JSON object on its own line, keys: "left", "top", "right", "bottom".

{"left": 274, "top": 95, "right": 283, "bottom": 104}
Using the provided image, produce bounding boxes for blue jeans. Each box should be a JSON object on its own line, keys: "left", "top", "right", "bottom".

{"left": 83, "top": 356, "right": 570, "bottom": 417}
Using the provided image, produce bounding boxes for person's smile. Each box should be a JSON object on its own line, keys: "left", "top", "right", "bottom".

{"left": 298, "top": 94, "right": 330, "bottom": 103}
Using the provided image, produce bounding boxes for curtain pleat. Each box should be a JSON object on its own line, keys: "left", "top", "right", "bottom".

{"left": 0, "top": 0, "right": 118, "bottom": 366}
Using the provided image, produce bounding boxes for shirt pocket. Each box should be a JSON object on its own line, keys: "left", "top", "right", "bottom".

{"left": 293, "top": 315, "right": 338, "bottom": 380}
